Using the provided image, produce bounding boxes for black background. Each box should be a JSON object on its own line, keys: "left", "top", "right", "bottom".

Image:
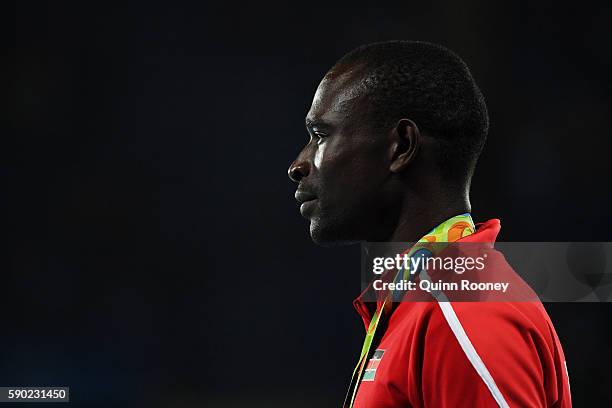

{"left": 11, "top": 1, "right": 612, "bottom": 406}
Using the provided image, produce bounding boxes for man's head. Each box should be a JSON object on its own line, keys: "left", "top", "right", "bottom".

{"left": 288, "top": 40, "right": 489, "bottom": 245}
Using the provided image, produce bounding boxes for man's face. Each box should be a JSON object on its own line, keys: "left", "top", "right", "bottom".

{"left": 288, "top": 69, "right": 394, "bottom": 245}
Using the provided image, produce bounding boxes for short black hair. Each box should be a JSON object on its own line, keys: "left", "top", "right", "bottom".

{"left": 330, "top": 40, "right": 489, "bottom": 183}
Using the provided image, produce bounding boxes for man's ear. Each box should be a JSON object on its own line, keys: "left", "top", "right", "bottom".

{"left": 389, "top": 118, "right": 420, "bottom": 173}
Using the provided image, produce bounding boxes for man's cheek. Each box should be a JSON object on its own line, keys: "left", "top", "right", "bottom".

{"left": 315, "top": 138, "right": 354, "bottom": 171}
{"left": 313, "top": 142, "right": 327, "bottom": 169}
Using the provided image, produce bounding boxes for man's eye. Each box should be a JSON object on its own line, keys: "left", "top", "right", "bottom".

{"left": 314, "top": 132, "right": 327, "bottom": 144}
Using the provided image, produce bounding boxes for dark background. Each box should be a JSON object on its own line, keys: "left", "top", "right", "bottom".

{"left": 10, "top": 1, "right": 612, "bottom": 406}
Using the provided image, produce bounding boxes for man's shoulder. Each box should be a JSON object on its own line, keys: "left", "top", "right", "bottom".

{"left": 449, "top": 301, "right": 554, "bottom": 338}
{"left": 392, "top": 300, "right": 556, "bottom": 347}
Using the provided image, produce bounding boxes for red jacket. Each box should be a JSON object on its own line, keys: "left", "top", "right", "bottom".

{"left": 352, "top": 219, "right": 572, "bottom": 407}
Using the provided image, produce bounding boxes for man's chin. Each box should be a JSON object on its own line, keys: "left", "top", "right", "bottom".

{"left": 309, "top": 220, "right": 360, "bottom": 247}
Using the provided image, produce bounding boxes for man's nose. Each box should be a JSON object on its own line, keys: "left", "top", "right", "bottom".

{"left": 288, "top": 159, "right": 310, "bottom": 183}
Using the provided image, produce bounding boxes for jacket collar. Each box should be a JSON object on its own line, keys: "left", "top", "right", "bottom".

{"left": 353, "top": 216, "right": 501, "bottom": 330}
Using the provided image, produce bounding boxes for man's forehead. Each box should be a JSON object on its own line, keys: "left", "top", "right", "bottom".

{"left": 306, "top": 68, "right": 365, "bottom": 123}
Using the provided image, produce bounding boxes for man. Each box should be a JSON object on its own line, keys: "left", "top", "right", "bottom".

{"left": 288, "top": 41, "right": 571, "bottom": 407}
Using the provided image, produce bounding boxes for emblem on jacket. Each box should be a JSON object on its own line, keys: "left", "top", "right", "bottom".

{"left": 362, "top": 349, "right": 385, "bottom": 381}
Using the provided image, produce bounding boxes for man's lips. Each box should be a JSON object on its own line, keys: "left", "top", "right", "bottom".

{"left": 294, "top": 190, "right": 318, "bottom": 217}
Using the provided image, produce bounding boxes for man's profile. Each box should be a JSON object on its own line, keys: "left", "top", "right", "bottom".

{"left": 288, "top": 41, "right": 571, "bottom": 407}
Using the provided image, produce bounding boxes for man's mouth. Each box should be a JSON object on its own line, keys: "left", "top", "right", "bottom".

{"left": 294, "top": 190, "right": 318, "bottom": 217}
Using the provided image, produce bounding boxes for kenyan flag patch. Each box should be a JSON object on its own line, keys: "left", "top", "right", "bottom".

{"left": 362, "top": 349, "right": 385, "bottom": 382}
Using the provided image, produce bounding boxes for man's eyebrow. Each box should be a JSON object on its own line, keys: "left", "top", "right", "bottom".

{"left": 305, "top": 118, "right": 331, "bottom": 130}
